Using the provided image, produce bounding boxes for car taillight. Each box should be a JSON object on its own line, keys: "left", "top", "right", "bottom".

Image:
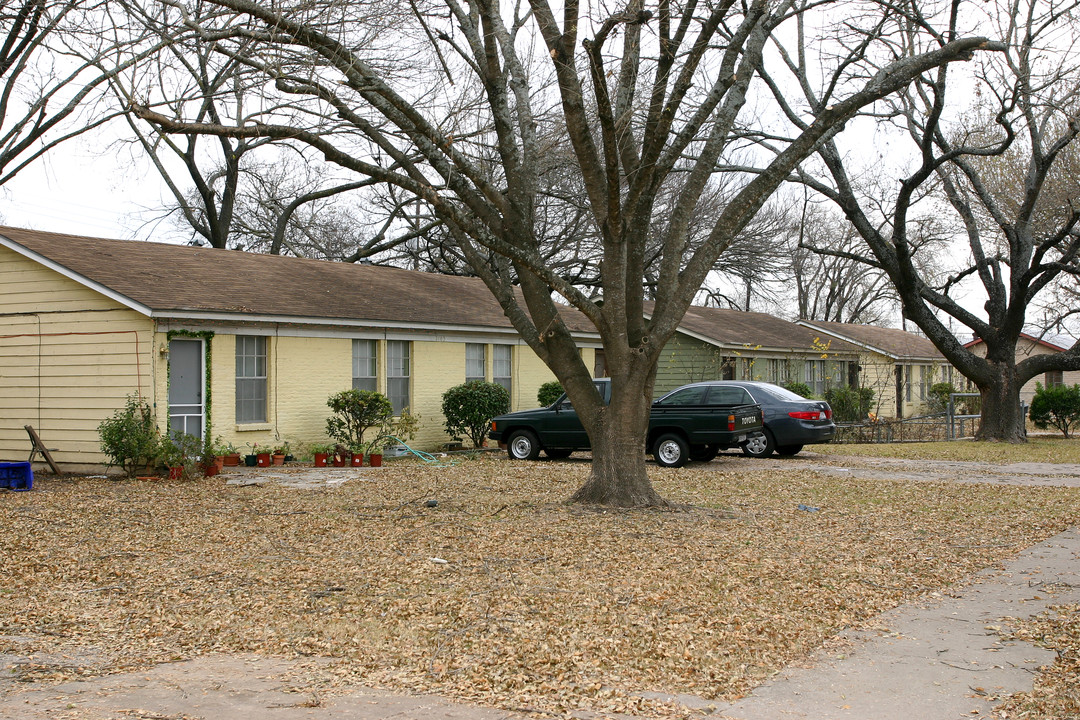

{"left": 728, "top": 414, "right": 735, "bottom": 431}
{"left": 789, "top": 410, "right": 827, "bottom": 421}
{"left": 490, "top": 421, "right": 497, "bottom": 431}
{"left": 824, "top": 408, "right": 832, "bottom": 420}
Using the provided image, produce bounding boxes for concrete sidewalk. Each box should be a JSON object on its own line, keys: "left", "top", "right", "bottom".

{"left": 710, "top": 526, "right": 1080, "bottom": 720}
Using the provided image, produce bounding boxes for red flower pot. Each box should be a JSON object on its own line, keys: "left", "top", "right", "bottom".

{"left": 168, "top": 466, "right": 183, "bottom": 479}
{"left": 314, "top": 453, "right": 328, "bottom": 467}
{"left": 368, "top": 454, "right": 383, "bottom": 467}
{"left": 350, "top": 453, "right": 364, "bottom": 467}
{"left": 256, "top": 452, "right": 271, "bottom": 467}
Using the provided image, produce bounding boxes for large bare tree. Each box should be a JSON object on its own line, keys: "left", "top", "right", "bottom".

{"left": 129, "top": 0, "right": 1001, "bottom": 504}
{"left": 782, "top": 0, "right": 1080, "bottom": 441}
{"left": 0, "top": 0, "right": 163, "bottom": 186}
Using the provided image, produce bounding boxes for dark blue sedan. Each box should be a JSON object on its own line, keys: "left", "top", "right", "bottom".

{"left": 671, "top": 381, "right": 834, "bottom": 458}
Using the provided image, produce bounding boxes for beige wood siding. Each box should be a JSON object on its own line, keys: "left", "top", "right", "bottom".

{"left": 0, "top": 247, "right": 153, "bottom": 467}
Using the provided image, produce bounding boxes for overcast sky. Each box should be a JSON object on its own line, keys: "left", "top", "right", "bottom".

{"left": 0, "top": 123, "right": 187, "bottom": 243}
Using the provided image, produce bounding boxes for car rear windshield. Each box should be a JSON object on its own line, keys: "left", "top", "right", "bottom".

{"left": 754, "top": 384, "right": 812, "bottom": 402}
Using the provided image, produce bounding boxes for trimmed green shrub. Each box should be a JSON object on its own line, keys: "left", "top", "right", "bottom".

{"left": 442, "top": 380, "right": 511, "bottom": 448}
{"left": 824, "top": 386, "right": 875, "bottom": 422}
{"left": 537, "top": 381, "right": 564, "bottom": 406}
{"left": 927, "top": 382, "right": 957, "bottom": 413}
{"left": 326, "top": 389, "right": 394, "bottom": 450}
{"left": 98, "top": 394, "right": 160, "bottom": 476}
{"left": 1029, "top": 382, "right": 1080, "bottom": 438}
{"left": 783, "top": 381, "right": 814, "bottom": 398}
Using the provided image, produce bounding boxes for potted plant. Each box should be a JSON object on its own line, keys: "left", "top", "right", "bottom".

{"left": 332, "top": 443, "right": 350, "bottom": 467}
{"left": 201, "top": 438, "right": 221, "bottom": 477}
{"left": 326, "top": 389, "right": 393, "bottom": 465}
{"left": 162, "top": 432, "right": 200, "bottom": 479}
{"left": 220, "top": 441, "right": 241, "bottom": 467}
{"left": 247, "top": 442, "right": 270, "bottom": 467}
{"left": 244, "top": 442, "right": 259, "bottom": 467}
{"left": 161, "top": 435, "right": 184, "bottom": 479}
{"left": 349, "top": 443, "right": 364, "bottom": 466}
{"left": 271, "top": 445, "right": 286, "bottom": 465}
{"left": 311, "top": 443, "right": 332, "bottom": 467}
{"left": 365, "top": 409, "right": 421, "bottom": 467}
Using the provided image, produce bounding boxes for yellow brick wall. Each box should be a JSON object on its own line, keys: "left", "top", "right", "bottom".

{"left": 160, "top": 334, "right": 574, "bottom": 456}
{"left": 0, "top": 247, "right": 154, "bottom": 467}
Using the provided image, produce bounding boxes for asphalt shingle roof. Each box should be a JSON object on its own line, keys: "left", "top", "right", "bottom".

{"left": 661, "top": 304, "right": 862, "bottom": 354}
{"left": 799, "top": 319, "right": 943, "bottom": 360}
{"left": 0, "top": 227, "right": 597, "bottom": 333}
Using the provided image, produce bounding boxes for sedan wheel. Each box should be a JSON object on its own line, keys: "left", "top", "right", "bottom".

{"left": 653, "top": 433, "right": 689, "bottom": 468}
{"left": 742, "top": 429, "right": 775, "bottom": 458}
{"left": 775, "top": 444, "right": 804, "bottom": 457}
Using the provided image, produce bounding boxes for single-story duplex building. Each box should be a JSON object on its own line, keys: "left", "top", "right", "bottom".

{"left": 0, "top": 228, "right": 600, "bottom": 471}
{"left": 963, "top": 332, "right": 1080, "bottom": 405}
{"left": 648, "top": 304, "right": 864, "bottom": 396}
{"left": 797, "top": 319, "right": 953, "bottom": 418}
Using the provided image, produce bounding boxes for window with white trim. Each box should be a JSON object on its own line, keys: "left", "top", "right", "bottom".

{"left": 235, "top": 336, "right": 267, "bottom": 423}
{"left": 352, "top": 339, "right": 377, "bottom": 391}
{"left": 493, "top": 345, "right": 512, "bottom": 393}
{"left": 465, "top": 343, "right": 486, "bottom": 383}
{"left": 386, "top": 340, "right": 410, "bottom": 414}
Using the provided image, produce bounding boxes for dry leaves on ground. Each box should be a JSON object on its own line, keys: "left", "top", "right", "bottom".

{"left": 2, "top": 455, "right": 1080, "bottom": 718}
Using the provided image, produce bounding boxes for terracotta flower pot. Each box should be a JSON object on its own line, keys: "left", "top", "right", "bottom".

{"left": 223, "top": 454, "right": 240, "bottom": 467}
{"left": 313, "top": 452, "right": 328, "bottom": 467}
{"left": 272, "top": 453, "right": 285, "bottom": 466}
{"left": 203, "top": 463, "right": 220, "bottom": 478}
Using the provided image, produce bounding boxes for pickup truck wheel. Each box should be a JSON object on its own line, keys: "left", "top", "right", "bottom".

{"left": 742, "top": 429, "right": 775, "bottom": 458}
{"left": 689, "top": 444, "right": 719, "bottom": 462}
{"left": 545, "top": 448, "right": 573, "bottom": 459}
{"left": 507, "top": 429, "right": 541, "bottom": 461}
{"left": 653, "top": 433, "right": 689, "bottom": 468}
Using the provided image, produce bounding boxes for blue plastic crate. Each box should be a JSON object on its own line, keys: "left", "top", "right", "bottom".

{"left": 0, "top": 462, "right": 33, "bottom": 491}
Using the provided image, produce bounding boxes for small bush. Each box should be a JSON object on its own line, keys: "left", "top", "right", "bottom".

{"left": 824, "top": 386, "right": 875, "bottom": 422}
{"left": 1029, "top": 382, "right": 1080, "bottom": 438}
{"left": 326, "top": 389, "right": 394, "bottom": 449}
{"left": 783, "top": 381, "right": 814, "bottom": 398}
{"left": 161, "top": 431, "right": 202, "bottom": 478}
{"left": 443, "top": 380, "right": 511, "bottom": 448}
{"left": 927, "top": 382, "right": 957, "bottom": 413}
{"left": 537, "top": 381, "right": 564, "bottom": 406}
{"left": 98, "top": 394, "right": 160, "bottom": 476}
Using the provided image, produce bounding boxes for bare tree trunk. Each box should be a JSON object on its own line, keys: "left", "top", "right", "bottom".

{"left": 571, "top": 383, "right": 667, "bottom": 507}
{"left": 570, "top": 357, "right": 667, "bottom": 506}
{"left": 975, "top": 360, "right": 1027, "bottom": 443}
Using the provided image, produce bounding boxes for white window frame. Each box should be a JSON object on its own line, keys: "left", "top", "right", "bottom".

{"left": 352, "top": 339, "right": 377, "bottom": 391}
{"left": 236, "top": 336, "right": 267, "bottom": 423}
{"left": 386, "top": 340, "right": 411, "bottom": 414}
{"left": 465, "top": 343, "right": 486, "bottom": 383}
{"left": 493, "top": 344, "right": 512, "bottom": 393}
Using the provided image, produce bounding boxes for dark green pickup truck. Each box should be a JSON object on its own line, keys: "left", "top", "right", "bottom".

{"left": 488, "top": 378, "right": 764, "bottom": 467}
